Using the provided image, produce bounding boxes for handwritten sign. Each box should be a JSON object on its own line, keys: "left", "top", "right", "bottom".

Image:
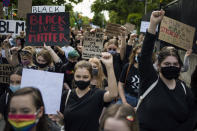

{"left": 21, "top": 69, "right": 64, "bottom": 114}
{"left": 0, "top": 64, "right": 15, "bottom": 84}
{"left": 159, "top": 16, "right": 196, "bottom": 50}
{"left": 0, "top": 20, "right": 25, "bottom": 36}
{"left": 26, "top": 12, "right": 70, "bottom": 46}
{"left": 82, "top": 31, "right": 104, "bottom": 59}
{"left": 18, "top": 0, "right": 32, "bottom": 18}
{"left": 105, "top": 23, "right": 122, "bottom": 37}
{"left": 124, "top": 23, "right": 135, "bottom": 34}
{"left": 32, "top": 6, "right": 65, "bottom": 13}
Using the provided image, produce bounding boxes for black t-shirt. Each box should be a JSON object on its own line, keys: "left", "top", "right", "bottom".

{"left": 102, "top": 53, "right": 122, "bottom": 82}
{"left": 60, "top": 62, "right": 75, "bottom": 88}
{"left": 60, "top": 88, "right": 108, "bottom": 131}
{"left": 119, "top": 63, "right": 139, "bottom": 97}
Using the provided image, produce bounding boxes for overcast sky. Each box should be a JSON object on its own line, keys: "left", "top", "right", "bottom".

{"left": 72, "top": 0, "right": 109, "bottom": 20}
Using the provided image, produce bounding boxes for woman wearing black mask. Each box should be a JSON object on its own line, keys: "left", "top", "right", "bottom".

{"left": 55, "top": 52, "right": 118, "bottom": 131}
{"left": 137, "top": 10, "right": 195, "bottom": 131}
{"left": 117, "top": 44, "right": 142, "bottom": 107}
{"left": 38, "top": 44, "right": 62, "bottom": 72}
{"left": 60, "top": 50, "right": 79, "bottom": 90}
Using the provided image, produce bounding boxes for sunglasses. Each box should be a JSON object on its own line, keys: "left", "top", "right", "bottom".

{"left": 19, "top": 50, "right": 32, "bottom": 56}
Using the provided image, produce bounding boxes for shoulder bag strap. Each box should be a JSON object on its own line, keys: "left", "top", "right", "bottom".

{"left": 65, "top": 90, "right": 71, "bottom": 107}
{"left": 136, "top": 77, "right": 159, "bottom": 110}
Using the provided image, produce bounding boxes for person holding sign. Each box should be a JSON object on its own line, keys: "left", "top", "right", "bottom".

{"left": 137, "top": 10, "right": 196, "bottom": 131}
{"left": 56, "top": 52, "right": 118, "bottom": 131}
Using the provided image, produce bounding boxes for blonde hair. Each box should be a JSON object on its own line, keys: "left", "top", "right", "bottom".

{"left": 22, "top": 46, "right": 36, "bottom": 56}
{"left": 129, "top": 44, "right": 142, "bottom": 65}
{"left": 89, "top": 57, "right": 106, "bottom": 89}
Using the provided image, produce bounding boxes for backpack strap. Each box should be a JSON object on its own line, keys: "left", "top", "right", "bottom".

{"left": 65, "top": 90, "right": 71, "bottom": 107}
{"left": 136, "top": 77, "right": 159, "bottom": 110}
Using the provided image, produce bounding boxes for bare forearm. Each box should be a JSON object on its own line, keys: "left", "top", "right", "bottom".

{"left": 120, "top": 37, "right": 126, "bottom": 61}
{"left": 106, "top": 67, "right": 118, "bottom": 98}
{"left": 49, "top": 49, "right": 61, "bottom": 63}
{"left": 118, "top": 82, "right": 127, "bottom": 103}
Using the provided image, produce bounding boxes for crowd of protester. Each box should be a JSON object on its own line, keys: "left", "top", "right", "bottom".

{"left": 0, "top": 10, "right": 197, "bottom": 131}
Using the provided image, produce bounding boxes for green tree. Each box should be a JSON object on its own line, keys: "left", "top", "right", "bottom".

{"left": 92, "top": 12, "right": 106, "bottom": 27}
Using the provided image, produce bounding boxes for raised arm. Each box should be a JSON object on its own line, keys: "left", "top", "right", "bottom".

{"left": 139, "top": 10, "right": 165, "bottom": 95}
{"left": 4, "top": 39, "right": 19, "bottom": 66}
{"left": 44, "top": 44, "right": 61, "bottom": 64}
{"left": 101, "top": 52, "right": 118, "bottom": 102}
{"left": 181, "top": 49, "right": 192, "bottom": 72}
{"left": 119, "top": 27, "right": 127, "bottom": 61}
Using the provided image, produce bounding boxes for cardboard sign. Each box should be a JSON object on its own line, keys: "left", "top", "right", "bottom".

{"left": 0, "top": 64, "right": 15, "bottom": 84}
{"left": 124, "top": 23, "right": 135, "bottom": 34}
{"left": 0, "top": 2, "right": 3, "bottom": 19}
{"left": 140, "top": 21, "right": 150, "bottom": 33}
{"left": 32, "top": 6, "right": 65, "bottom": 13}
{"left": 105, "top": 23, "right": 122, "bottom": 37}
{"left": 0, "top": 20, "right": 25, "bottom": 36}
{"left": 82, "top": 31, "right": 104, "bottom": 59}
{"left": 18, "top": 0, "right": 32, "bottom": 18}
{"left": 26, "top": 12, "right": 70, "bottom": 46}
{"left": 159, "top": 16, "right": 196, "bottom": 50}
{"left": 21, "top": 69, "right": 64, "bottom": 114}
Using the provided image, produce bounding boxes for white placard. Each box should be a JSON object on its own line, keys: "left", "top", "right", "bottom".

{"left": 140, "top": 21, "right": 159, "bottom": 33}
{"left": 0, "top": 19, "right": 25, "bottom": 36}
{"left": 21, "top": 69, "right": 64, "bottom": 114}
{"left": 32, "top": 6, "right": 65, "bottom": 13}
{"left": 140, "top": 21, "right": 150, "bottom": 33}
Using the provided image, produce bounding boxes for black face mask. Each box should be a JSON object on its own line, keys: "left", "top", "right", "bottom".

{"left": 35, "top": 61, "right": 49, "bottom": 68}
{"left": 161, "top": 66, "right": 181, "bottom": 80}
{"left": 75, "top": 80, "right": 90, "bottom": 90}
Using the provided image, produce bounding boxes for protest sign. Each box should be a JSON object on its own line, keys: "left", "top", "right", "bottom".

{"left": 124, "top": 23, "right": 135, "bottom": 34}
{"left": 159, "top": 16, "right": 196, "bottom": 50}
{"left": 0, "top": 2, "right": 3, "bottom": 19}
{"left": 18, "top": 0, "right": 32, "bottom": 18}
{"left": 0, "top": 64, "right": 15, "bottom": 84}
{"left": 0, "top": 20, "right": 25, "bottom": 36}
{"left": 82, "top": 31, "right": 104, "bottom": 59}
{"left": 21, "top": 69, "right": 64, "bottom": 114}
{"left": 105, "top": 23, "right": 122, "bottom": 37}
{"left": 32, "top": 6, "right": 65, "bottom": 13}
{"left": 26, "top": 12, "right": 70, "bottom": 46}
{"left": 140, "top": 21, "right": 150, "bottom": 33}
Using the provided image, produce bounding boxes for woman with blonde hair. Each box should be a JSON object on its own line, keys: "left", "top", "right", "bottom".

{"left": 89, "top": 57, "right": 107, "bottom": 89}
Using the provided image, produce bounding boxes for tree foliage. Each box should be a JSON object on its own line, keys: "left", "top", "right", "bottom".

{"left": 91, "top": 0, "right": 175, "bottom": 27}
